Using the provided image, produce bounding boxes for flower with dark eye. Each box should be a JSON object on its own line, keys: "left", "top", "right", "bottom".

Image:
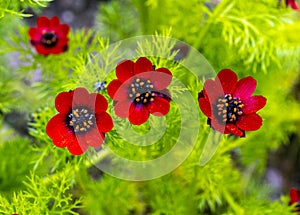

{"left": 28, "top": 16, "right": 70, "bottom": 55}
{"left": 198, "top": 69, "right": 266, "bottom": 137}
{"left": 46, "top": 88, "right": 113, "bottom": 155}
{"left": 107, "top": 57, "right": 172, "bottom": 125}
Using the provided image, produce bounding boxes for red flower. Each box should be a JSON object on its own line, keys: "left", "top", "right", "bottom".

{"left": 286, "top": 0, "right": 299, "bottom": 10}
{"left": 46, "top": 88, "right": 113, "bottom": 155}
{"left": 107, "top": 57, "right": 172, "bottom": 125}
{"left": 198, "top": 69, "right": 266, "bottom": 137}
{"left": 290, "top": 188, "right": 300, "bottom": 213}
{"left": 28, "top": 16, "right": 70, "bottom": 55}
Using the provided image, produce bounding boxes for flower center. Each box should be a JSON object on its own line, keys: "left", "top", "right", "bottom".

{"left": 67, "top": 107, "right": 96, "bottom": 134}
{"left": 215, "top": 94, "right": 243, "bottom": 123}
{"left": 41, "top": 32, "right": 58, "bottom": 48}
{"left": 128, "top": 78, "right": 155, "bottom": 104}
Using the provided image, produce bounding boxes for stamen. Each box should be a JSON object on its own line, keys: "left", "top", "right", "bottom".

{"left": 215, "top": 94, "right": 243, "bottom": 123}
{"left": 128, "top": 78, "right": 157, "bottom": 104}
{"left": 68, "top": 107, "right": 96, "bottom": 134}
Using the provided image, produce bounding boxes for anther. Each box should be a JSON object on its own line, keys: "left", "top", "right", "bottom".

{"left": 140, "top": 82, "right": 145, "bottom": 86}
{"left": 150, "top": 85, "right": 154, "bottom": 88}
{"left": 150, "top": 98, "right": 154, "bottom": 102}
{"left": 136, "top": 98, "right": 140, "bottom": 102}
{"left": 136, "top": 78, "right": 140, "bottom": 82}
{"left": 143, "top": 99, "right": 147, "bottom": 103}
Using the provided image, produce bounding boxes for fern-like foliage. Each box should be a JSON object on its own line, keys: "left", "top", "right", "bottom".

{"left": 0, "top": 165, "right": 82, "bottom": 214}
{"left": 0, "top": 0, "right": 52, "bottom": 18}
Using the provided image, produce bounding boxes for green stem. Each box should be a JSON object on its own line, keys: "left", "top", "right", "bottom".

{"left": 223, "top": 189, "right": 245, "bottom": 215}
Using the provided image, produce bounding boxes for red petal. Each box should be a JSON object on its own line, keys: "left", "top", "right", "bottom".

{"left": 88, "top": 93, "right": 108, "bottom": 112}
{"left": 211, "top": 119, "right": 227, "bottom": 134}
{"left": 203, "top": 79, "right": 223, "bottom": 104}
{"left": 242, "top": 96, "right": 267, "bottom": 114}
{"left": 116, "top": 60, "right": 135, "bottom": 82}
{"left": 107, "top": 80, "right": 122, "bottom": 99}
{"left": 37, "top": 16, "right": 50, "bottom": 28}
{"left": 58, "top": 24, "right": 70, "bottom": 36}
{"left": 287, "top": 0, "right": 299, "bottom": 9}
{"left": 72, "top": 88, "right": 89, "bottom": 106}
{"left": 57, "top": 37, "right": 69, "bottom": 47}
{"left": 236, "top": 113, "right": 262, "bottom": 131}
{"left": 46, "top": 114, "right": 74, "bottom": 147}
{"left": 134, "top": 57, "right": 153, "bottom": 74}
{"left": 55, "top": 92, "right": 72, "bottom": 113}
{"left": 50, "top": 16, "right": 60, "bottom": 27}
{"left": 35, "top": 44, "right": 50, "bottom": 55}
{"left": 151, "top": 68, "right": 172, "bottom": 90}
{"left": 216, "top": 69, "right": 238, "bottom": 94}
{"left": 225, "top": 124, "right": 244, "bottom": 137}
{"left": 290, "top": 188, "right": 300, "bottom": 204}
{"left": 114, "top": 100, "right": 132, "bottom": 118}
{"left": 67, "top": 139, "right": 88, "bottom": 155}
{"left": 147, "top": 97, "right": 170, "bottom": 116}
{"left": 51, "top": 46, "right": 64, "bottom": 55}
{"left": 96, "top": 112, "right": 114, "bottom": 132}
{"left": 28, "top": 28, "right": 41, "bottom": 41}
{"left": 128, "top": 104, "right": 149, "bottom": 125}
{"left": 198, "top": 97, "right": 212, "bottom": 118}
{"left": 83, "top": 129, "right": 105, "bottom": 147}
{"left": 233, "top": 76, "right": 257, "bottom": 100}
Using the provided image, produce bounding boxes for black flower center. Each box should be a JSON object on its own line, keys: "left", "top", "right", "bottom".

{"left": 129, "top": 78, "right": 155, "bottom": 104}
{"left": 41, "top": 32, "right": 58, "bottom": 48}
{"left": 215, "top": 94, "right": 243, "bottom": 123}
{"left": 67, "top": 107, "right": 96, "bottom": 134}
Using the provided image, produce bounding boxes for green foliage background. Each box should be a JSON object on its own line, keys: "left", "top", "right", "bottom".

{"left": 0, "top": 0, "right": 300, "bottom": 214}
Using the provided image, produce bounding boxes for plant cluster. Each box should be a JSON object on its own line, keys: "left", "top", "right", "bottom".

{"left": 0, "top": 0, "right": 300, "bottom": 215}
